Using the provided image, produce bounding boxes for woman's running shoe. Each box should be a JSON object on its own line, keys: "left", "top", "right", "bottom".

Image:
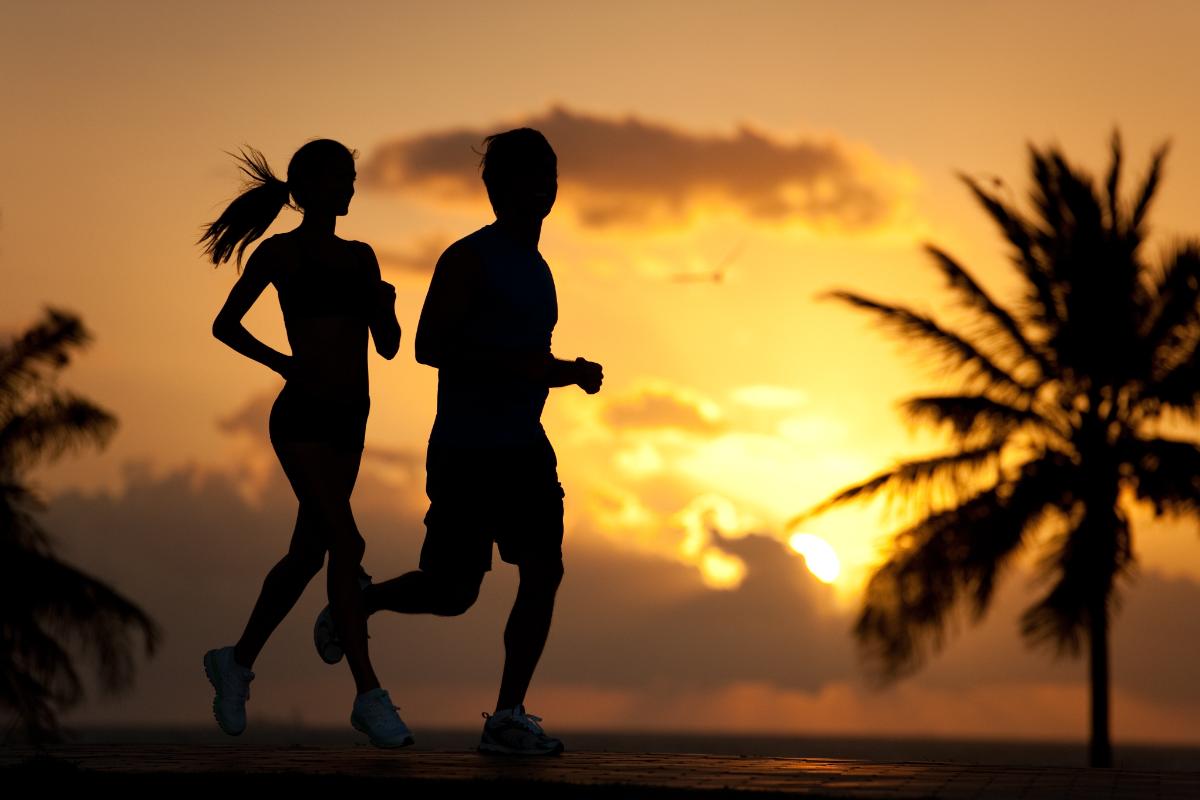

{"left": 350, "top": 688, "right": 414, "bottom": 748}
{"left": 203, "top": 646, "right": 255, "bottom": 736}
{"left": 479, "top": 705, "right": 564, "bottom": 755}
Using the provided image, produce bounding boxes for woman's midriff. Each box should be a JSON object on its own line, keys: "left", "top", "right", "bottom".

{"left": 271, "top": 317, "right": 371, "bottom": 449}
{"left": 285, "top": 316, "right": 370, "bottom": 399}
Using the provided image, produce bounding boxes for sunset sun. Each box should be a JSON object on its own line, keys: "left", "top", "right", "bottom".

{"left": 788, "top": 533, "right": 841, "bottom": 584}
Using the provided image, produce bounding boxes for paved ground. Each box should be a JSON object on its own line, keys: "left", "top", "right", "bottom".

{"left": 3, "top": 745, "right": 1199, "bottom": 798}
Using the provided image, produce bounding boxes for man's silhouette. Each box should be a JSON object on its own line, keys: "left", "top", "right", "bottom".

{"left": 313, "top": 128, "right": 602, "bottom": 755}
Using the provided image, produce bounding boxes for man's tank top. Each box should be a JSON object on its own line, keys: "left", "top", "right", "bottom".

{"left": 429, "top": 224, "right": 558, "bottom": 449}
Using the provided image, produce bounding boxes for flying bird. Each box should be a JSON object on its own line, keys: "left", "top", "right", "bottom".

{"left": 670, "top": 240, "right": 746, "bottom": 284}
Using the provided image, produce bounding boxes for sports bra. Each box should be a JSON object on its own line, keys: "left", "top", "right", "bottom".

{"left": 273, "top": 237, "right": 374, "bottom": 321}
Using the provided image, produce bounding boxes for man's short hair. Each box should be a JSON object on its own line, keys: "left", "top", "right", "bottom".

{"left": 480, "top": 128, "right": 556, "bottom": 194}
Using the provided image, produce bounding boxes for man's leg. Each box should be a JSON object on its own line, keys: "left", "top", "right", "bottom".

{"left": 364, "top": 442, "right": 488, "bottom": 618}
{"left": 364, "top": 569, "right": 482, "bottom": 617}
{"left": 495, "top": 556, "right": 563, "bottom": 713}
{"left": 313, "top": 451, "right": 489, "bottom": 661}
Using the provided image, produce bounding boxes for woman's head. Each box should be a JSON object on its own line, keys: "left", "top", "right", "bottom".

{"left": 286, "top": 139, "right": 357, "bottom": 216}
{"left": 199, "top": 139, "right": 358, "bottom": 267}
{"left": 480, "top": 128, "right": 557, "bottom": 221}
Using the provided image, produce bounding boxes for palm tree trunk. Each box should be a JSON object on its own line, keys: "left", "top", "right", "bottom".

{"left": 1088, "top": 593, "right": 1113, "bottom": 768}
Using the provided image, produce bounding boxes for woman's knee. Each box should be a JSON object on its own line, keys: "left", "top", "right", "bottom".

{"left": 327, "top": 530, "right": 366, "bottom": 567}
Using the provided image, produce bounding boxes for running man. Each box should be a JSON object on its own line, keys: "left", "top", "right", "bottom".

{"left": 314, "top": 127, "right": 603, "bottom": 755}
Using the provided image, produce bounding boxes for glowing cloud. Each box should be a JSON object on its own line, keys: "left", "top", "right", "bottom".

{"left": 361, "top": 106, "right": 914, "bottom": 232}
{"left": 601, "top": 381, "right": 725, "bottom": 435}
{"left": 374, "top": 233, "right": 451, "bottom": 276}
{"left": 700, "top": 548, "right": 749, "bottom": 590}
{"left": 730, "top": 385, "right": 810, "bottom": 409}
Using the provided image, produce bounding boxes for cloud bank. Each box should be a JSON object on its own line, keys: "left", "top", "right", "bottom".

{"left": 36, "top": 391, "right": 1200, "bottom": 743}
{"left": 361, "top": 106, "right": 913, "bottom": 231}
{"left": 601, "top": 382, "right": 726, "bottom": 435}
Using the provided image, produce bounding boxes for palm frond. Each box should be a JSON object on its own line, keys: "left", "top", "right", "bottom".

{"left": 824, "top": 291, "right": 1034, "bottom": 402}
{"left": 0, "top": 542, "right": 160, "bottom": 741}
{"left": 0, "top": 309, "right": 155, "bottom": 742}
{"left": 1131, "top": 141, "right": 1170, "bottom": 234}
{"left": 855, "top": 452, "right": 1073, "bottom": 677}
{"left": 0, "top": 643, "right": 61, "bottom": 741}
{"left": 1105, "top": 131, "right": 1123, "bottom": 233}
{"left": 0, "top": 309, "right": 90, "bottom": 408}
{"left": 0, "top": 481, "right": 49, "bottom": 550}
{"left": 1018, "top": 571, "right": 1088, "bottom": 656}
{"left": 963, "top": 172, "right": 1063, "bottom": 331}
{"left": 0, "top": 392, "right": 117, "bottom": 471}
{"left": 900, "top": 394, "right": 1064, "bottom": 445}
{"left": 1030, "top": 149, "right": 1063, "bottom": 238}
{"left": 1020, "top": 503, "right": 1133, "bottom": 656}
{"left": 790, "top": 441, "right": 1009, "bottom": 526}
{"left": 1122, "top": 436, "right": 1200, "bottom": 517}
{"left": 1141, "top": 244, "right": 1200, "bottom": 375}
{"left": 923, "top": 245, "right": 1052, "bottom": 379}
{"left": 0, "top": 617, "right": 78, "bottom": 742}
{"left": 7, "top": 546, "right": 161, "bottom": 692}
{"left": 1051, "top": 151, "right": 1105, "bottom": 235}
{"left": 0, "top": 606, "right": 83, "bottom": 704}
{"left": 1144, "top": 340, "right": 1200, "bottom": 416}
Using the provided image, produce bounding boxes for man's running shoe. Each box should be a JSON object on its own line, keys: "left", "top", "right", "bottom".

{"left": 350, "top": 688, "right": 414, "bottom": 748}
{"left": 314, "top": 570, "right": 373, "bottom": 665}
{"left": 479, "top": 705, "right": 564, "bottom": 755}
{"left": 203, "top": 646, "right": 255, "bottom": 736}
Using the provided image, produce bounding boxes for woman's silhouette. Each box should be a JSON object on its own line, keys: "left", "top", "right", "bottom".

{"left": 198, "top": 139, "right": 411, "bottom": 747}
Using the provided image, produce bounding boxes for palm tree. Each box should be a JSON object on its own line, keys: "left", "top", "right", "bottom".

{"left": 0, "top": 308, "right": 159, "bottom": 743}
{"left": 792, "top": 133, "right": 1200, "bottom": 768}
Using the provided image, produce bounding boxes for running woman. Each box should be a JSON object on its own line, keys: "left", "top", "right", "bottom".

{"left": 200, "top": 139, "right": 411, "bottom": 748}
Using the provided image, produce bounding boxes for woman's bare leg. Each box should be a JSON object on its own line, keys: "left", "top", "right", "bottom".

{"left": 233, "top": 507, "right": 327, "bottom": 669}
{"left": 271, "top": 441, "right": 379, "bottom": 694}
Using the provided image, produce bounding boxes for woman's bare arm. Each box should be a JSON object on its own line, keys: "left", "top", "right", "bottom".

{"left": 212, "top": 238, "right": 291, "bottom": 377}
{"left": 358, "top": 242, "right": 402, "bottom": 360}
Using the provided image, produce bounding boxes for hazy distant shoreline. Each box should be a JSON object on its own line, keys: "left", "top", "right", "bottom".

{"left": 49, "top": 726, "right": 1200, "bottom": 772}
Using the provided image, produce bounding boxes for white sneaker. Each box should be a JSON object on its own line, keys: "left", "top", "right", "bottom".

{"left": 203, "top": 646, "right": 254, "bottom": 736}
{"left": 314, "top": 571, "right": 373, "bottom": 665}
{"left": 479, "top": 705, "right": 564, "bottom": 755}
{"left": 350, "top": 688, "right": 414, "bottom": 748}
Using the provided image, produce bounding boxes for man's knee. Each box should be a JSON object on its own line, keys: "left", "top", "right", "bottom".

{"left": 432, "top": 572, "right": 484, "bottom": 616}
{"left": 519, "top": 557, "right": 564, "bottom": 594}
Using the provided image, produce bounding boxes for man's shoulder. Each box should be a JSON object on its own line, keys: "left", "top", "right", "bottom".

{"left": 439, "top": 227, "right": 490, "bottom": 262}
{"left": 433, "top": 227, "right": 494, "bottom": 282}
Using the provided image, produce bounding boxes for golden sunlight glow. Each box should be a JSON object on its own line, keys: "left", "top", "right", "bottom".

{"left": 614, "top": 441, "right": 666, "bottom": 476}
{"left": 674, "top": 493, "right": 749, "bottom": 558}
{"left": 788, "top": 533, "right": 841, "bottom": 584}
{"left": 730, "top": 385, "right": 809, "bottom": 409}
{"left": 699, "top": 549, "right": 748, "bottom": 590}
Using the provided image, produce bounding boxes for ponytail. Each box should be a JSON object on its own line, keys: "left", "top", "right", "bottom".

{"left": 198, "top": 147, "right": 292, "bottom": 268}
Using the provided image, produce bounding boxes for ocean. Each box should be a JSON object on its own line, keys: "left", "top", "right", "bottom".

{"left": 58, "top": 727, "right": 1200, "bottom": 772}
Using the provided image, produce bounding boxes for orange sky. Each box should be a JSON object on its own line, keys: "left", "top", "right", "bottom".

{"left": 5, "top": 1, "right": 1200, "bottom": 742}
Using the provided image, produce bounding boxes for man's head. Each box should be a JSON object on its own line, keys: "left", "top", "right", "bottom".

{"left": 480, "top": 128, "right": 557, "bottom": 221}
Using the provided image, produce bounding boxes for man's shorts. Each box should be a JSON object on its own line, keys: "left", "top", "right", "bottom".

{"left": 419, "top": 435, "right": 565, "bottom": 575}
